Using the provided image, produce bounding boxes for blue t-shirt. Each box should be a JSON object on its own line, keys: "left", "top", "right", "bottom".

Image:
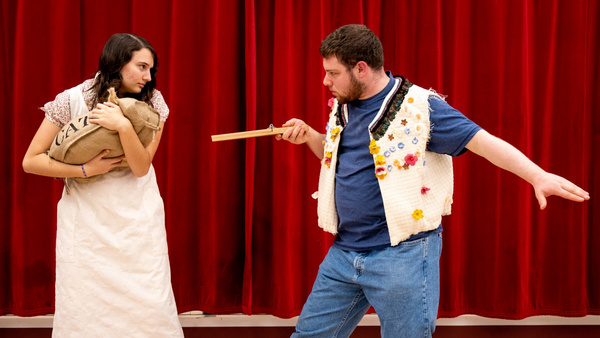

{"left": 333, "top": 74, "right": 481, "bottom": 251}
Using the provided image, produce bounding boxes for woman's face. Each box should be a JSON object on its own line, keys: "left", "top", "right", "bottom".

{"left": 119, "top": 48, "right": 154, "bottom": 95}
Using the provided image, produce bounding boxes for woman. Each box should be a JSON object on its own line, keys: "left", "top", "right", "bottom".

{"left": 22, "top": 33, "right": 183, "bottom": 337}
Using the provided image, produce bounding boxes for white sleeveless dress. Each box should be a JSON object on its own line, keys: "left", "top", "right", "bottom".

{"left": 52, "top": 85, "right": 183, "bottom": 337}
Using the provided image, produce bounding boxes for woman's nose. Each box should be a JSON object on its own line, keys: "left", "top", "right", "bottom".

{"left": 143, "top": 70, "right": 152, "bottom": 81}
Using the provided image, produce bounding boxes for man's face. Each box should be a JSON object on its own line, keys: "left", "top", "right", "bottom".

{"left": 322, "top": 57, "right": 364, "bottom": 104}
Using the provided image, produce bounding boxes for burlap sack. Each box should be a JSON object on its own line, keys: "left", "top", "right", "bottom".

{"left": 48, "top": 88, "right": 161, "bottom": 181}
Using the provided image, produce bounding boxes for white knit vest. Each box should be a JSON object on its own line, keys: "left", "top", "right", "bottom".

{"left": 317, "top": 78, "right": 454, "bottom": 246}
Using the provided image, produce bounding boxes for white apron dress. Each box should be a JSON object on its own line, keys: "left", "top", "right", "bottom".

{"left": 52, "top": 86, "right": 183, "bottom": 337}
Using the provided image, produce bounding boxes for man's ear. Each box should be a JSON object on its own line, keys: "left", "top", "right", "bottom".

{"left": 355, "top": 61, "right": 369, "bottom": 78}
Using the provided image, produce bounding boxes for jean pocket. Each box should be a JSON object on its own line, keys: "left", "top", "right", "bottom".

{"left": 399, "top": 237, "right": 427, "bottom": 247}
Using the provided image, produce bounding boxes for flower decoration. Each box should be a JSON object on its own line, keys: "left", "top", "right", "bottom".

{"left": 393, "top": 159, "right": 402, "bottom": 169}
{"left": 404, "top": 153, "right": 418, "bottom": 166}
{"left": 375, "top": 155, "right": 386, "bottom": 166}
{"left": 412, "top": 209, "right": 424, "bottom": 220}
{"left": 388, "top": 134, "right": 394, "bottom": 141}
{"left": 392, "top": 127, "right": 405, "bottom": 139}
{"left": 408, "top": 97, "right": 414, "bottom": 104}
{"left": 330, "top": 127, "right": 340, "bottom": 141}
{"left": 421, "top": 186, "right": 430, "bottom": 194}
{"left": 324, "top": 152, "right": 332, "bottom": 168}
{"left": 414, "top": 123, "right": 425, "bottom": 135}
{"left": 375, "top": 166, "right": 387, "bottom": 179}
{"left": 401, "top": 119, "right": 408, "bottom": 126}
{"left": 369, "top": 139, "right": 380, "bottom": 155}
{"left": 402, "top": 163, "right": 410, "bottom": 170}
{"left": 328, "top": 97, "right": 335, "bottom": 108}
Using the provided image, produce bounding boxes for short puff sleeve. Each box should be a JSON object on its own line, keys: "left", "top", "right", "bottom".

{"left": 40, "top": 79, "right": 96, "bottom": 128}
{"left": 41, "top": 90, "right": 72, "bottom": 128}
{"left": 150, "top": 90, "right": 169, "bottom": 122}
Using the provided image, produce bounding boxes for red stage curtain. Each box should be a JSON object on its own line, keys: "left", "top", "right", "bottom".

{"left": 1, "top": 0, "right": 598, "bottom": 320}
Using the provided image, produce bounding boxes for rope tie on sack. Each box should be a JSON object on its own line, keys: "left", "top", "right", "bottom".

{"left": 139, "top": 118, "right": 160, "bottom": 142}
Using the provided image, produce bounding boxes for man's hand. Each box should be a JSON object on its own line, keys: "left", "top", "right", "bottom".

{"left": 531, "top": 172, "right": 590, "bottom": 210}
{"left": 276, "top": 118, "right": 326, "bottom": 160}
{"left": 276, "top": 119, "right": 310, "bottom": 144}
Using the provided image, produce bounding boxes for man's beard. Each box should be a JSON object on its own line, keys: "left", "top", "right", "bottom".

{"left": 336, "top": 72, "right": 364, "bottom": 104}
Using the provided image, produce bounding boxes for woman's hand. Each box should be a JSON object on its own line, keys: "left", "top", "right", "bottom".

{"left": 82, "top": 150, "right": 124, "bottom": 177}
{"left": 89, "top": 102, "right": 131, "bottom": 133}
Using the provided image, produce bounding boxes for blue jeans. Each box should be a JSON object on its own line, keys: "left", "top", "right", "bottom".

{"left": 292, "top": 232, "right": 442, "bottom": 338}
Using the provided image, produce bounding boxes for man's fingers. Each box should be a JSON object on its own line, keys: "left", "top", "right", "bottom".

{"left": 536, "top": 191, "right": 548, "bottom": 210}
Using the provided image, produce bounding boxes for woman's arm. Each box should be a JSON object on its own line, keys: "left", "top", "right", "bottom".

{"left": 88, "top": 102, "right": 164, "bottom": 177}
{"left": 22, "top": 118, "right": 123, "bottom": 178}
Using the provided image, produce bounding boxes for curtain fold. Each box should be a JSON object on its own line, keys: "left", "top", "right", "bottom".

{"left": 242, "top": 0, "right": 257, "bottom": 314}
{"left": 2, "top": 0, "right": 598, "bottom": 320}
{"left": 161, "top": 0, "right": 247, "bottom": 314}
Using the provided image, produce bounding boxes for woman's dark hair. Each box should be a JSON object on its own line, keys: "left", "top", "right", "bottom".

{"left": 91, "top": 33, "right": 158, "bottom": 104}
{"left": 320, "top": 24, "right": 384, "bottom": 71}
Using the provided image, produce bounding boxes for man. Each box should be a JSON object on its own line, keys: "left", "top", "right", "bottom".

{"left": 277, "top": 24, "right": 589, "bottom": 337}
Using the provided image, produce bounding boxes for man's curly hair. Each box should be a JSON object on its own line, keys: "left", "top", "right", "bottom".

{"left": 319, "top": 24, "right": 384, "bottom": 71}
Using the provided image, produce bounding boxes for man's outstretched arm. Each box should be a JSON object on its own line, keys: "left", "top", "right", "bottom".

{"left": 465, "top": 129, "right": 590, "bottom": 209}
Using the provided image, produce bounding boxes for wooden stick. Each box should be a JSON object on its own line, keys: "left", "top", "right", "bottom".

{"left": 211, "top": 125, "right": 308, "bottom": 142}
